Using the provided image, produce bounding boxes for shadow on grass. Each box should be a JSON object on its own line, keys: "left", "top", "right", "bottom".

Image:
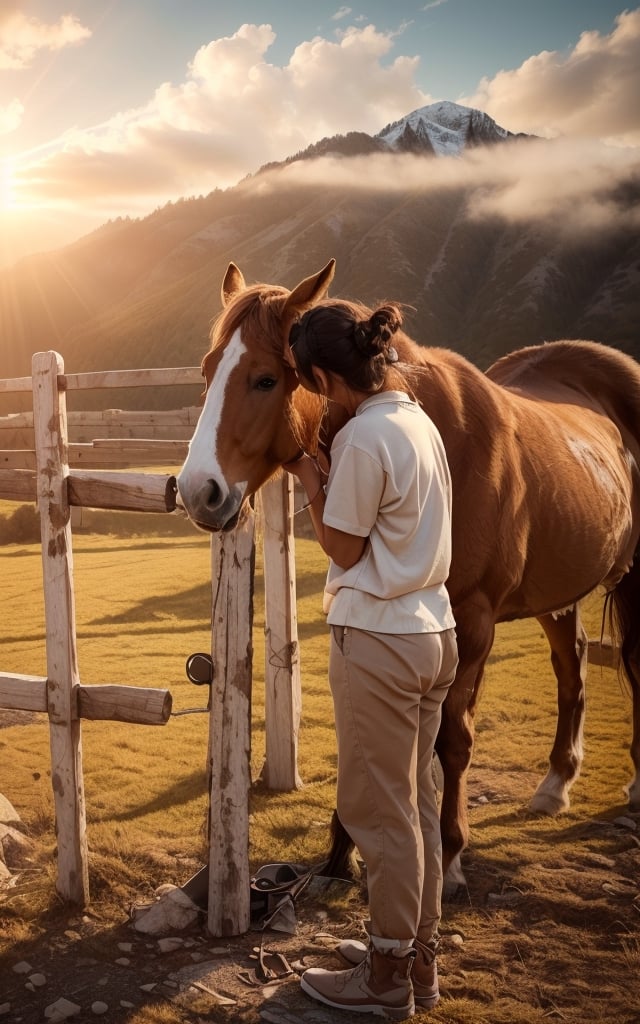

{"left": 88, "top": 581, "right": 212, "bottom": 626}
{"left": 102, "top": 769, "right": 209, "bottom": 825}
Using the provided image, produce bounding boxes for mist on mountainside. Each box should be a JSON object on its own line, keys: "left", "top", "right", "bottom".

{"left": 1, "top": 103, "right": 638, "bottom": 412}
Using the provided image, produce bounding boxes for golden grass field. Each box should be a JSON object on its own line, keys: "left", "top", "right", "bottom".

{"left": 1, "top": 506, "right": 639, "bottom": 1023}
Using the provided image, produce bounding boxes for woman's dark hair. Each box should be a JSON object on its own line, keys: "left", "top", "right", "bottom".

{"left": 288, "top": 299, "right": 403, "bottom": 393}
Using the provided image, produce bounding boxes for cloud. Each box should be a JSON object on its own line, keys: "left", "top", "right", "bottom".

{"left": 251, "top": 138, "right": 640, "bottom": 236}
{"left": 422, "top": 1, "right": 448, "bottom": 10}
{"left": 16, "top": 22, "right": 430, "bottom": 207}
{"left": 464, "top": 8, "right": 640, "bottom": 146}
{"left": 8, "top": 12, "right": 640, "bottom": 243}
{"left": 331, "top": 6, "right": 352, "bottom": 20}
{"left": 0, "top": 9, "right": 91, "bottom": 70}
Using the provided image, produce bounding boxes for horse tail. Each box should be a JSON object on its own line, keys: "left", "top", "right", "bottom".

{"left": 320, "top": 810, "right": 361, "bottom": 880}
{"left": 606, "top": 550, "right": 640, "bottom": 688}
{"left": 606, "top": 547, "right": 640, "bottom": 808}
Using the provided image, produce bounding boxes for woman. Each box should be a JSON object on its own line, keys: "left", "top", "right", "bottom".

{"left": 284, "top": 298, "right": 458, "bottom": 1021}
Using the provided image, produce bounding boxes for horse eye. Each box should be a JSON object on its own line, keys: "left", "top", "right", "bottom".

{"left": 255, "top": 376, "right": 277, "bottom": 391}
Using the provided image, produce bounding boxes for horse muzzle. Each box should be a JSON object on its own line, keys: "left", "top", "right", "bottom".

{"left": 176, "top": 475, "right": 245, "bottom": 533}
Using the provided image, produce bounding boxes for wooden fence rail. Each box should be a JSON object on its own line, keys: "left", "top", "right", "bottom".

{"left": 0, "top": 351, "right": 302, "bottom": 936}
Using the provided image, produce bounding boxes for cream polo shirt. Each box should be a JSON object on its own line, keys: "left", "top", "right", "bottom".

{"left": 322, "top": 390, "right": 455, "bottom": 634}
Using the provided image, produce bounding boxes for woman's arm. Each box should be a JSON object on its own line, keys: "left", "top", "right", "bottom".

{"left": 284, "top": 454, "right": 366, "bottom": 570}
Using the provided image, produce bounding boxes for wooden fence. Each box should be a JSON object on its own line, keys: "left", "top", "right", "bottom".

{"left": 0, "top": 352, "right": 302, "bottom": 936}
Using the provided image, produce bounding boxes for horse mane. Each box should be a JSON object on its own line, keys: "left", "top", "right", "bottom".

{"left": 202, "top": 283, "right": 291, "bottom": 373}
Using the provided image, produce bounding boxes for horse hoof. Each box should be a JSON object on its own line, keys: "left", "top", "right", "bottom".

{"left": 528, "top": 792, "right": 570, "bottom": 816}
{"left": 624, "top": 780, "right": 640, "bottom": 810}
{"left": 443, "top": 854, "right": 467, "bottom": 901}
{"left": 443, "top": 879, "right": 468, "bottom": 902}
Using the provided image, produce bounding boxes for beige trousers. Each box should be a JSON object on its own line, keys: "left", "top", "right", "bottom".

{"left": 329, "top": 625, "right": 458, "bottom": 943}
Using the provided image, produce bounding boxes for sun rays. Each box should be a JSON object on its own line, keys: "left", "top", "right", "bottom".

{"left": 0, "top": 158, "right": 17, "bottom": 211}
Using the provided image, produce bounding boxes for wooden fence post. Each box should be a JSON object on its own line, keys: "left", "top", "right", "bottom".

{"left": 207, "top": 506, "right": 255, "bottom": 936}
{"left": 260, "top": 475, "right": 303, "bottom": 790}
{"left": 32, "top": 351, "right": 89, "bottom": 904}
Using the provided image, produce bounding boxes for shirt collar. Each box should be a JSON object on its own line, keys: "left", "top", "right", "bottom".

{"left": 355, "top": 390, "right": 414, "bottom": 415}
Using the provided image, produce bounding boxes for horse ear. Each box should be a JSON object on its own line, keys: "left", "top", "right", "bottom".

{"left": 221, "top": 263, "right": 246, "bottom": 306}
{"left": 282, "top": 259, "right": 336, "bottom": 319}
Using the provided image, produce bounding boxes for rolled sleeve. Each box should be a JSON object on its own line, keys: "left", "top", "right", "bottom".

{"left": 323, "top": 443, "right": 384, "bottom": 537}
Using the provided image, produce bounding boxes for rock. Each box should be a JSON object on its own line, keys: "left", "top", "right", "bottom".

{"left": 132, "top": 885, "right": 200, "bottom": 935}
{"left": 155, "top": 883, "right": 177, "bottom": 896}
{"left": 157, "top": 937, "right": 184, "bottom": 953}
{"left": 117, "top": 942, "right": 133, "bottom": 953}
{"left": 614, "top": 815, "right": 638, "bottom": 831}
{"left": 43, "top": 996, "right": 81, "bottom": 1020}
{"left": 12, "top": 960, "right": 33, "bottom": 974}
{"left": 28, "top": 972, "right": 46, "bottom": 987}
{"left": 0, "top": 794, "right": 20, "bottom": 825}
{"left": 0, "top": 823, "right": 34, "bottom": 868}
{"left": 115, "top": 957, "right": 131, "bottom": 966}
{"left": 91, "top": 1002, "right": 108, "bottom": 1015}
{"left": 0, "top": 1004, "right": 10, "bottom": 1016}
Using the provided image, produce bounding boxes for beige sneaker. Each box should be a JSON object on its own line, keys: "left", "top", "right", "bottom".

{"left": 337, "top": 937, "right": 439, "bottom": 1010}
{"left": 300, "top": 947, "right": 415, "bottom": 1020}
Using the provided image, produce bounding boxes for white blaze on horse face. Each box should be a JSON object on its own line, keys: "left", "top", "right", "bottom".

{"left": 177, "top": 329, "right": 248, "bottom": 517}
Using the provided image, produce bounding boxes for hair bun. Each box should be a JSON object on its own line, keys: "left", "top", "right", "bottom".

{"left": 352, "top": 305, "right": 401, "bottom": 361}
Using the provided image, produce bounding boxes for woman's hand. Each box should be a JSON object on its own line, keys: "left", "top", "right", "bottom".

{"left": 282, "top": 451, "right": 309, "bottom": 476}
{"left": 283, "top": 453, "right": 324, "bottom": 496}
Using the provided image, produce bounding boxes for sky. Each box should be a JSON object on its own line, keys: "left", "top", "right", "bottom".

{"left": 0, "top": 1, "right": 638, "bottom": 267}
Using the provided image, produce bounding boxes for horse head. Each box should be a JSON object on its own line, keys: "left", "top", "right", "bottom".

{"left": 177, "top": 260, "right": 335, "bottom": 531}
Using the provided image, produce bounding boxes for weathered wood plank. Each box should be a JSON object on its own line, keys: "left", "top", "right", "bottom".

{"left": 32, "top": 350, "right": 89, "bottom": 905}
{"left": 260, "top": 475, "right": 302, "bottom": 790}
{"left": 0, "top": 672, "right": 48, "bottom": 712}
{"left": 0, "top": 450, "right": 36, "bottom": 470}
{"left": 67, "top": 470, "right": 177, "bottom": 512}
{"left": 0, "top": 407, "right": 200, "bottom": 430}
{"left": 90, "top": 438, "right": 190, "bottom": 454}
{"left": 60, "top": 367, "right": 202, "bottom": 390}
{"left": 0, "top": 467, "right": 36, "bottom": 500}
{"left": 0, "top": 674, "right": 172, "bottom": 725}
{"left": 68, "top": 446, "right": 153, "bottom": 469}
{"left": 0, "top": 365, "right": 201, "bottom": 395}
{"left": 77, "top": 685, "right": 172, "bottom": 725}
{"left": 0, "top": 375, "right": 33, "bottom": 394}
{"left": 207, "top": 507, "right": 255, "bottom": 937}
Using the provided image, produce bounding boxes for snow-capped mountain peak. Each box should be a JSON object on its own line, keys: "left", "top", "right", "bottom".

{"left": 376, "top": 101, "right": 514, "bottom": 156}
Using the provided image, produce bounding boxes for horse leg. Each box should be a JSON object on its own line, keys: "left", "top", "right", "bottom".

{"left": 436, "top": 598, "right": 495, "bottom": 895}
{"left": 530, "top": 606, "right": 587, "bottom": 815}
{"left": 609, "top": 551, "right": 640, "bottom": 809}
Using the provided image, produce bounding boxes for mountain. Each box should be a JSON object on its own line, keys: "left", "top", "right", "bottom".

{"left": 260, "top": 101, "right": 526, "bottom": 169}
{"left": 377, "top": 101, "right": 524, "bottom": 155}
{"left": 1, "top": 102, "right": 638, "bottom": 413}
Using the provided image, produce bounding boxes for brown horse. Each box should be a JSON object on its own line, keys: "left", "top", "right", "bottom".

{"left": 177, "top": 259, "right": 640, "bottom": 888}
